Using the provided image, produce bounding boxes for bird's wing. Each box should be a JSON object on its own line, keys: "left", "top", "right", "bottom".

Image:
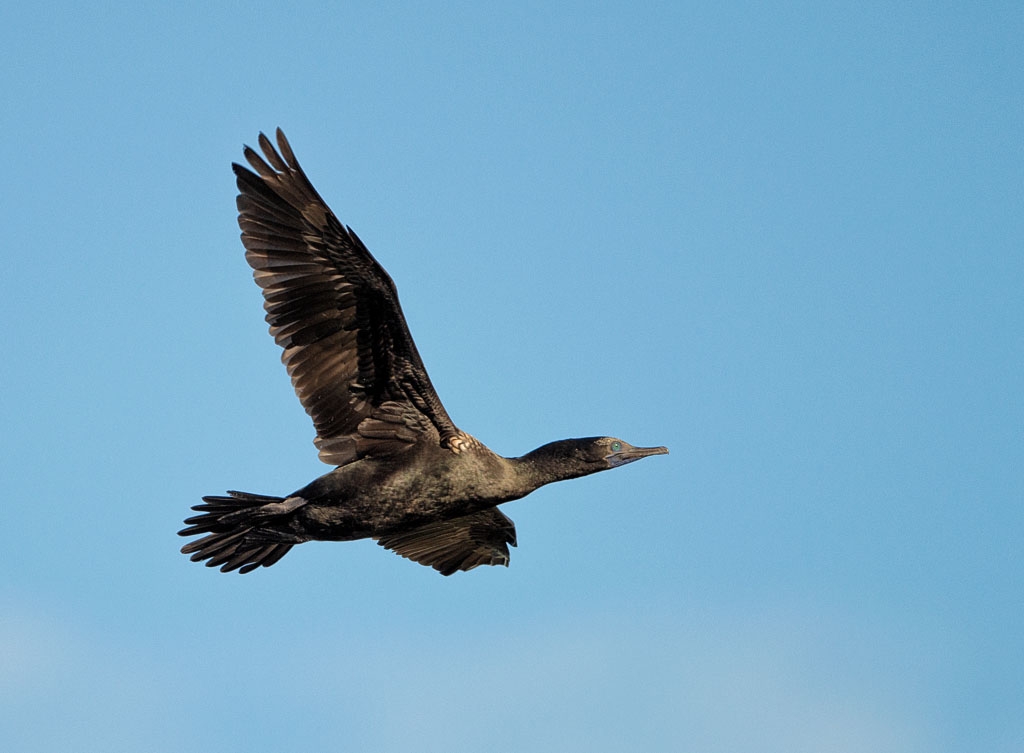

{"left": 234, "top": 129, "right": 459, "bottom": 465}
{"left": 374, "top": 508, "right": 518, "bottom": 575}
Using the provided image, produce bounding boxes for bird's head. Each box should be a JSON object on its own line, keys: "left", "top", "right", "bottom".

{"left": 521, "top": 436, "right": 668, "bottom": 484}
{"left": 597, "top": 437, "right": 670, "bottom": 468}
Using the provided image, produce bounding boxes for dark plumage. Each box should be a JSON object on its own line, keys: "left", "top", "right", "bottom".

{"left": 179, "top": 129, "right": 668, "bottom": 576}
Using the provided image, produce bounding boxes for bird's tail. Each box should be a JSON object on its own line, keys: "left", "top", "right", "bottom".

{"left": 178, "top": 491, "right": 305, "bottom": 574}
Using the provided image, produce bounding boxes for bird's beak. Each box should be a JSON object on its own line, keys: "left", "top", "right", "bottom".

{"left": 607, "top": 443, "right": 669, "bottom": 467}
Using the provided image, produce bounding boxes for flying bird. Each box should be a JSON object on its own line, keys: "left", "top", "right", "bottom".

{"left": 179, "top": 129, "right": 668, "bottom": 576}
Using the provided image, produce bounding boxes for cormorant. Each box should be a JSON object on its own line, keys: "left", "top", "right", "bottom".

{"left": 179, "top": 129, "right": 668, "bottom": 576}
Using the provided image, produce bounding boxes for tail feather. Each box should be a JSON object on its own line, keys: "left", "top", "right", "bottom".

{"left": 179, "top": 491, "right": 304, "bottom": 574}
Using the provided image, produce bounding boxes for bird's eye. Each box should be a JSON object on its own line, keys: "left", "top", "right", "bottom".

{"left": 610, "top": 441, "right": 622, "bottom": 452}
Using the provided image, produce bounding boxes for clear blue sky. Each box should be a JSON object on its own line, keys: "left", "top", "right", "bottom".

{"left": 2, "top": 2, "right": 1022, "bottom": 751}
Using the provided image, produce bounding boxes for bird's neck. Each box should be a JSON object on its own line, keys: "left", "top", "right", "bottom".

{"left": 506, "top": 447, "right": 591, "bottom": 495}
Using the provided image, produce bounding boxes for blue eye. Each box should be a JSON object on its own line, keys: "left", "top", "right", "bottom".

{"left": 611, "top": 441, "right": 622, "bottom": 452}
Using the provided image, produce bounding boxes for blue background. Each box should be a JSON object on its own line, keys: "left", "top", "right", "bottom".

{"left": 2, "top": 2, "right": 1022, "bottom": 751}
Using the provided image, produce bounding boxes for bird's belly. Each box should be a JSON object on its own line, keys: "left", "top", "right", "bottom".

{"left": 292, "top": 469, "right": 481, "bottom": 541}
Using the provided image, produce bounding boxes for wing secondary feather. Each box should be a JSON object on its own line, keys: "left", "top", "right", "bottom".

{"left": 375, "top": 508, "right": 518, "bottom": 575}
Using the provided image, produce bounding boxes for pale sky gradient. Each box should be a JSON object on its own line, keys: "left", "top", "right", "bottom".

{"left": 2, "top": 3, "right": 1022, "bottom": 751}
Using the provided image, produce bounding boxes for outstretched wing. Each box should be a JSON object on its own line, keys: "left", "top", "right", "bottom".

{"left": 234, "top": 129, "right": 459, "bottom": 465}
{"left": 375, "top": 509, "right": 518, "bottom": 575}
